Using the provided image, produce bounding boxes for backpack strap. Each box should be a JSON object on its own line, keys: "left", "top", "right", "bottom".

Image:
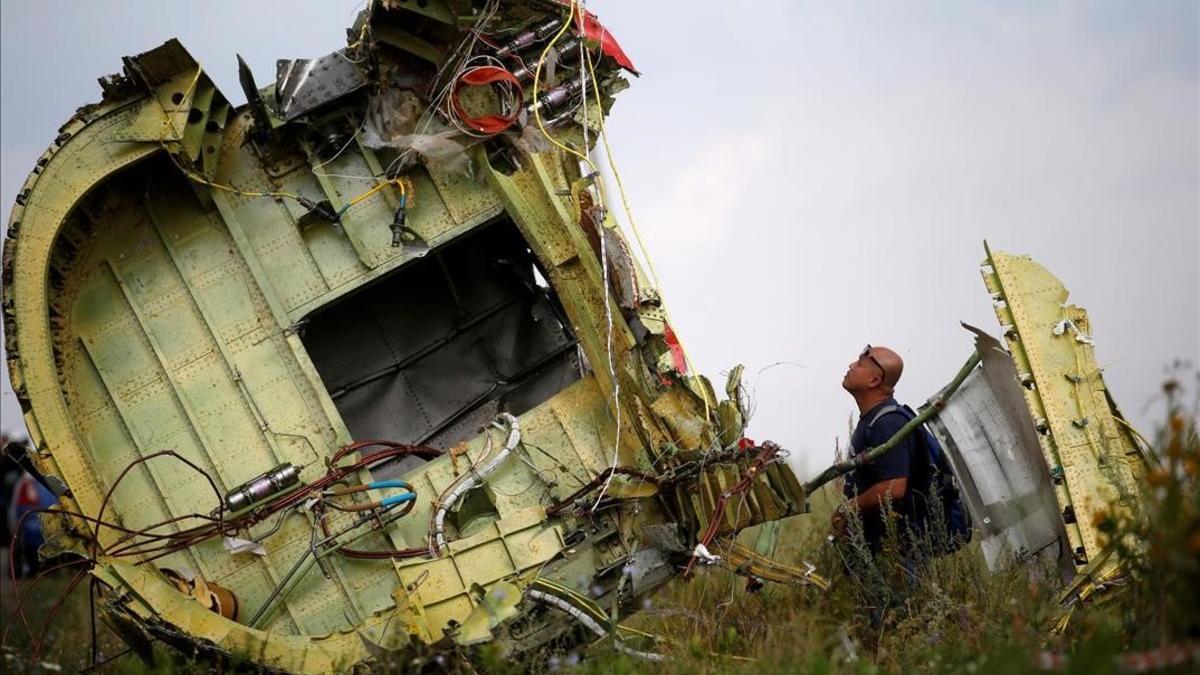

{"left": 866, "top": 404, "right": 925, "bottom": 463}
{"left": 866, "top": 403, "right": 934, "bottom": 501}
{"left": 870, "top": 404, "right": 945, "bottom": 463}
{"left": 866, "top": 404, "right": 904, "bottom": 428}
{"left": 866, "top": 403, "right": 972, "bottom": 543}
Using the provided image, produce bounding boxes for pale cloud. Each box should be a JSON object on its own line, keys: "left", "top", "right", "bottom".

{"left": 633, "top": 132, "right": 771, "bottom": 256}
{"left": 598, "top": 1, "right": 1198, "bottom": 473}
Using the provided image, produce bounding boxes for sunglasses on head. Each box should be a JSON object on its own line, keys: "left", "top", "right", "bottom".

{"left": 860, "top": 344, "right": 888, "bottom": 382}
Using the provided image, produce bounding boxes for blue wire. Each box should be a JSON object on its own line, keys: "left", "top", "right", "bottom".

{"left": 381, "top": 493, "right": 417, "bottom": 508}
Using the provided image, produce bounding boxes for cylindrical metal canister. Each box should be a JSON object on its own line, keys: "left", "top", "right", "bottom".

{"left": 223, "top": 463, "right": 301, "bottom": 512}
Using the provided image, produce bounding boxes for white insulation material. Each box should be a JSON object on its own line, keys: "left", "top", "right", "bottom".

{"left": 433, "top": 413, "right": 521, "bottom": 549}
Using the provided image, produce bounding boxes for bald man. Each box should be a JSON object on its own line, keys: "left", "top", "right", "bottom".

{"left": 831, "top": 345, "right": 927, "bottom": 553}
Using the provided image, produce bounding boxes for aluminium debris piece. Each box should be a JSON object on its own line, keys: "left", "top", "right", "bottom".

{"left": 924, "top": 324, "right": 1071, "bottom": 577}
{"left": 275, "top": 50, "right": 370, "bottom": 122}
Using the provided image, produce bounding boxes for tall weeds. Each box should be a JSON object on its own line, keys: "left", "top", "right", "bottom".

{"left": 3, "top": 375, "right": 1196, "bottom": 674}
{"left": 578, "top": 371, "right": 1200, "bottom": 674}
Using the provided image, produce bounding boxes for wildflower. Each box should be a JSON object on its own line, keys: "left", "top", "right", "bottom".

{"left": 1146, "top": 469, "right": 1170, "bottom": 487}
{"left": 1187, "top": 530, "right": 1200, "bottom": 555}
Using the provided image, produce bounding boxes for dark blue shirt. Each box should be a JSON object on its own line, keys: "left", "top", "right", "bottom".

{"left": 843, "top": 398, "right": 921, "bottom": 549}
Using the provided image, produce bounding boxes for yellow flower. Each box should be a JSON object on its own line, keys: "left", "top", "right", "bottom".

{"left": 1146, "top": 469, "right": 1171, "bottom": 487}
{"left": 1188, "top": 530, "right": 1200, "bottom": 555}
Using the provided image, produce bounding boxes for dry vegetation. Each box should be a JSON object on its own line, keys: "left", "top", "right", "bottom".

{"left": 2, "top": 373, "right": 1197, "bottom": 674}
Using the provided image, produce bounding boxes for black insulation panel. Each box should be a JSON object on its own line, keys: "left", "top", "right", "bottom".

{"left": 301, "top": 219, "right": 581, "bottom": 451}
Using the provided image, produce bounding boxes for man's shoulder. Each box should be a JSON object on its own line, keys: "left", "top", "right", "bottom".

{"left": 864, "top": 398, "right": 907, "bottom": 425}
{"left": 865, "top": 400, "right": 916, "bottom": 444}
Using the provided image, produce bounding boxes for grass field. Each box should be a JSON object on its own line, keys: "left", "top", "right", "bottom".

{"left": 2, "top": 386, "right": 1197, "bottom": 674}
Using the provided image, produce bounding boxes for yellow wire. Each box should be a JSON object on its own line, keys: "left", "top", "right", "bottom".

{"left": 345, "top": 177, "right": 405, "bottom": 208}
{"left": 530, "top": 2, "right": 607, "bottom": 212}
{"left": 1114, "top": 415, "right": 1156, "bottom": 457}
{"left": 154, "top": 15, "right": 698, "bottom": 406}
{"left": 612, "top": 624, "right": 755, "bottom": 662}
{"left": 155, "top": 62, "right": 408, "bottom": 214}
{"left": 157, "top": 64, "right": 204, "bottom": 143}
{"left": 403, "top": 176, "right": 415, "bottom": 207}
{"left": 346, "top": 7, "right": 372, "bottom": 51}
{"left": 580, "top": 57, "right": 660, "bottom": 290}
{"left": 580, "top": 42, "right": 708, "bottom": 413}
{"left": 163, "top": 13, "right": 704, "bottom": 419}
{"left": 154, "top": 64, "right": 303, "bottom": 202}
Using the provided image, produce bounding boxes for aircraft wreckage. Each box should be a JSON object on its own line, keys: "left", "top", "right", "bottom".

{"left": 1, "top": 0, "right": 1153, "bottom": 670}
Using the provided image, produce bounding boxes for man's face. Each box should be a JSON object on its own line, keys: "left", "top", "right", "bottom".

{"left": 842, "top": 346, "right": 885, "bottom": 393}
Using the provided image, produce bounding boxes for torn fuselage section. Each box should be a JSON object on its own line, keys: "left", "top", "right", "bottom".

{"left": 919, "top": 247, "right": 1151, "bottom": 601}
{"left": 2, "top": 2, "right": 815, "bottom": 671}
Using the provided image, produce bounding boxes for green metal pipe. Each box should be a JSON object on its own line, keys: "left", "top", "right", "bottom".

{"left": 248, "top": 506, "right": 413, "bottom": 629}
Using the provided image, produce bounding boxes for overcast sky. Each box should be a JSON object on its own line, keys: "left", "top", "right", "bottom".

{"left": 2, "top": 1, "right": 1197, "bottom": 476}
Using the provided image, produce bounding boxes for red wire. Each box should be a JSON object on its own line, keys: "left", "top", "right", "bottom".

{"left": 112, "top": 443, "right": 439, "bottom": 561}
{"left": 32, "top": 566, "right": 90, "bottom": 662}
{"left": 450, "top": 65, "right": 524, "bottom": 134}
{"left": 683, "top": 444, "right": 780, "bottom": 579}
{"left": 2, "top": 439, "right": 442, "bottom": 656}
{"left": 1, "top": 551, "right": 93, "bottom": 649}
{"left": 315, "top": 499, "right": 427, "bottom": 559}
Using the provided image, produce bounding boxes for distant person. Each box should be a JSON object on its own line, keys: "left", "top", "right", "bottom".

{"left": 830, "top": 345, "right": 927, "bottom": 559}
{"left": 0, "top": 434, "right": 19, "bottom": 548}
{"left": 8, "top": 471, "right": 57, "bottom": 578}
